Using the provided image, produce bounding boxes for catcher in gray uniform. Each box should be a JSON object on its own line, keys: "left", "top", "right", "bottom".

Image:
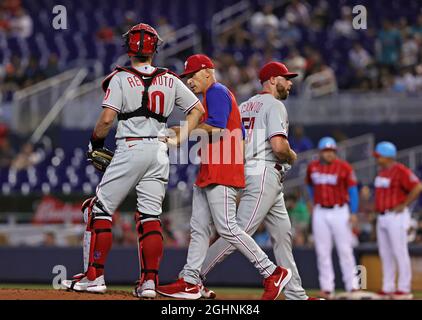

{"left": 60, "top": 23, "right": 204, "bottom": 298}
{"left": 199, "top": 62, "right": 316, "bottom": 300}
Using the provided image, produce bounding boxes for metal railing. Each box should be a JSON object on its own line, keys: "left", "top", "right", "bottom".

{"left": 61, "top": 77, "right": 104, "bottom": 129}
{"left": 12, "top": 68, "right": 84, "bottom": 135}
{"left": 353, "top": 145, "right": 422, "bottom": 186}
{"left": 211, "top": 0, "right": 252, "bottom": 44}
{"left": 30, "top": 68, "right": 89, "bottom": 144}
{"left": 284, "top": 134, "right": 375, "bottom": 191}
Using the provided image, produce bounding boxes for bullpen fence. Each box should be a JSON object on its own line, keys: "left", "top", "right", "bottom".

{"left": 1, "top": 245, "right": 422, "bottom": 291}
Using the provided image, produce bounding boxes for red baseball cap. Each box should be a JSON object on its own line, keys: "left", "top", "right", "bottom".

{"left": 180, "top": 54, "right": 214, "bottom": 78}
{"left": 259, "top": 62, "right": 298, "bottom": 83}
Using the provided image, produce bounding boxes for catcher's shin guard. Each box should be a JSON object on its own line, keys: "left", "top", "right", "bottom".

{"left": 135, "top": 212, "right": 163, "bottom": 285}
{"left": 82, "top": 197, "right": 113, "bottom": 281}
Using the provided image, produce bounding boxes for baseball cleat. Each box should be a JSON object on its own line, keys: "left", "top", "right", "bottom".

{"left": 133, "top": 280, "right": 156, "bottom": 299}
{"left": 200, "top": 284, "right": 216, "bottom": 299}
{"left": 307, "top": 297, "right": 326, "bottom": 300}
{"left": 376, "top": 290, "right": 393, "bottom": 300}
{"left": 61, "top": 274, "right": 107, "bottom": 294}
{"left": 156, "top": 278, "right": 201, "bottom": 300}
{"left": 391, "top": 291, "right": 413, "bottom": 300}
{"left": 261, "top": 266, "right": 292, "bottom": 300}
{"left": 317, "top": 290, "right": 335, "bottom": 300}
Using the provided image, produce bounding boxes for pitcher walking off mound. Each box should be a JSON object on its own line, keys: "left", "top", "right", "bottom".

{"left": 157, "top": 55, "right": 292, "bottom": 300}
{"left": 198, "top": 62, "right": 322, "bottom": 300}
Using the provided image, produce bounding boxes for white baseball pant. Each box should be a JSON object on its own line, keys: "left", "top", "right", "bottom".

{"left": 179, "top": 184, "right": 277, "bottom": 285}
{"left": 200, "top": 165, "right": 308, "bottom": 300}
{"left": 376, "top": 208, "right": 412, "bottom": 293}
{"left": 312, "top": 204, "right": 359, "bottom": 292}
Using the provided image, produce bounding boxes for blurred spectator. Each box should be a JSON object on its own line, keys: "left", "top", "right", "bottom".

{"left": 96, "top": 25, "right": 115, "bottom": 43}
{"left": 392, "top": 67, "right": 418, "bottom": 93}
{"left": 155, "top": 16, "right": 176, "bottom": 44}
{"left": 412, "top": 14, "right": 422, "bottom": 40}
{"left": 303, "top": 60, "right": 338, "bottom": 97}
{"left": 415, "top": 215, "right": 422, "bottom": 244}
{"left": 400, "top": 33, "right": 419, "bottom": 68}
{"left": 357, "top": 185, "right": 376, "bottom": 242}
{"left": 332, "top": 6, "right": 356, "bottom": 39}
{"left": 0, "top": 124, "right": 14, "bottom": 168}
{"left": 42, "top": 232, "right": 57, "bottom": 246}
{"left": 415, "top": 64, "right": 422, "bottom": 91}
{"left": 219, "top": 21, "right": 252, "bottom": 56}
{"left": 236, "top": 68, "right": 256, "bottom": 103}
{"left": 349, "top": 42, "right": 372, "bottom": 71}
{"left": 278, "top": 18, "right": 303, "bottom": 47}
{"left": 285, "top": 47, "right": 306, "bottom": 83}
{"left": 250, "top": 4, "right": 279, "bottom": 49}
{"left": 289, "top": 125, "right": 314, "bottom": 153}
{"left": 284, "top": 0, "right": 310, "bottom": 26}
{"left": 43, "top": 53, "right": 60, "bottom": 78}
{"left": 331, "top": 128, "right": 348, "bottom": 142}
{"left": 376, "top": 20, "right": 402, "bottom": 69}
{"left": 8, "top": 7, "right": 32, "bottom": 38}
{"left": 397, "top": 17, "right": 412, "bottom": 39}
{"left": 11, "top": 142, "right": 41, "bottom": 171}
{"left": 22, "top": 56, "right": 44, "bottom": 87}
{"left": 116, "top": 10, "right": 137, "bottom": 36}
{"left": 250, "top": 3, "right": 279, "bottom": 32}
{"left": 312, "top": 0, "right": 329, "bottom": 29}
{"left": 302, "top": 45, "right": 320, "bottom": 78}
{"left": 285, "top": 192, "right": 309, "bottom": 246}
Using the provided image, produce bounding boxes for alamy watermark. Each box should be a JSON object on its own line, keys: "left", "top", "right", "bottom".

{"left": 352, "top": 5, "right": 367, "bottom": 30}
{"left": 52, "top": 5, "right": 67, "bottom": 30}
{"left": 354, "top": 265, "right": 367, "bottom": 290}
{"left": 52, "top": 264, "right": 67, "bottom": 289}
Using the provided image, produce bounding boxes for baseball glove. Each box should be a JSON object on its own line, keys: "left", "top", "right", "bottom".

{"left": 87, "top": 148, "right": 114, "bottom": 172}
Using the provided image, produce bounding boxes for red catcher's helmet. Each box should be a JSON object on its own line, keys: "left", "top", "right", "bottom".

{"left": 123, "top": 23, "right": 163, "bottom": 57}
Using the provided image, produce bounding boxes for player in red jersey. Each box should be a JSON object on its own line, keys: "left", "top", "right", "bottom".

{"left": 306, "top": 137, "right": 360, "bottom": 299}
{"left": 374, "top": 141, "right": 422, "bottom": 300}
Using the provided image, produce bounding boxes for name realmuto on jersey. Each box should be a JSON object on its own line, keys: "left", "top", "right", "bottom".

{"left": 126, "top": 74, "right": 175, "bottom": 88}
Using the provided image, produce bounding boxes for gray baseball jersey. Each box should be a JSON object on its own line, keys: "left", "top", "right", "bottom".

{"left": 199, "top": 92, "right": 309, "bottom": 300}
{"left": 93, "top": 64, "right": 199, "bottom": 217}
{"left": 240, "top": 93, "right": 289, "bottom": 164}
{"left": 102, "top": 65, "right": 199, "bottom": 138}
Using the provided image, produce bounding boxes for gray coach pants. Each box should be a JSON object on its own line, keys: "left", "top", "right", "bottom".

{"left": 200, "top": 166, "right": 308, "bottom": 300}
{"left": 180, "top": 184, "right": 277, "bottom": 285}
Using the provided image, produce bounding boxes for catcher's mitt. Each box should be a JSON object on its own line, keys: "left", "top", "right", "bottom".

{"left": 87, "top": 148, "right": 114, "bottom": 172}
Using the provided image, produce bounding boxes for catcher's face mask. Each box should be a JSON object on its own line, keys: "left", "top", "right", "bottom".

{"left": 123, "top": 23, "right": 163, "bottom": 57}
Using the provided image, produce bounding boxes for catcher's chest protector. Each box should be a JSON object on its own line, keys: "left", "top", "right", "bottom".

{"left": 102, "top": 66, "right": 178, "bottom": 123}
